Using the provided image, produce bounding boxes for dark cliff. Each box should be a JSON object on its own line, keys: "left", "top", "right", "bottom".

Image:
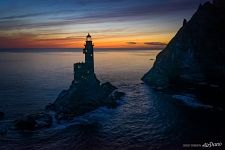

{"left": 142, "top": 1, "right": 225, "bottom": 107}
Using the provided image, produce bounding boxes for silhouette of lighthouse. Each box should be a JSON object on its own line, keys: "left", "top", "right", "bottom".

{"left": 73, "top": 33, "right": 95, "bottom": 82}
{"left": 83, "top": 33, "right": 94, "bottom": 74}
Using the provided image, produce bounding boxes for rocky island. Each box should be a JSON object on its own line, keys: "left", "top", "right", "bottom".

{"left": 142, "top": 0, "right": 225, "bottom": 108}
{"left": 14, "top": 34, "right": 124, "bottom": 130}
{"left": 47, "top": 33, "right": 124, "bottom": 119}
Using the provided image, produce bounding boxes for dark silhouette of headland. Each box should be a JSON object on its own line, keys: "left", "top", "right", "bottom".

{"left": 13, "top": 34, "right": 125, "bottom": 130}
{"left": 142, "top": 0, "right": 225, "bottom": 108}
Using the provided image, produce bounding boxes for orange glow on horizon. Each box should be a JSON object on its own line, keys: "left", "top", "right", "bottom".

{"left": 0, "top": 32, "right": 173, "bottom": 49}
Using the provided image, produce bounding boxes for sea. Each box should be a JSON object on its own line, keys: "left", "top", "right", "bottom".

{"left": 0, "top": 49, "right": 224, "bottom": 150}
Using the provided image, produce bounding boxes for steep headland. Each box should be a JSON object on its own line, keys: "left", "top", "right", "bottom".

{"left": 142, "top": 0, "right": 225, "bottom": 108}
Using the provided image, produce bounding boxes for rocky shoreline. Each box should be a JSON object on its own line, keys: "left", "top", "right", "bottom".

{"left": 142, "top": 0, "right": 225, "bottom": 108}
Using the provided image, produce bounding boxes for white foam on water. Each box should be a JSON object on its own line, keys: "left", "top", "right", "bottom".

{"left": 172, "top": 94, "right": 214, "bottom": 109}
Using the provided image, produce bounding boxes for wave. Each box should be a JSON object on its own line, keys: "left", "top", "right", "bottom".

{"left": 172, "top": 94, "right": 214, "bottom": 109}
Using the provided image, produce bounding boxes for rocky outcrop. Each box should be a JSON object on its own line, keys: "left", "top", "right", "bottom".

{"left": 13, "top": 75, "right": 124, "bottom": 130}
{"left": 14, "top": 113, "right": 52, "bottom": 130}
{"left": 142, "top": 1, "right": 225, "bottom": 107}
{"left": 46, "top": 74, "right": 125, "bottom": 120}
{"left": 46, "top": 33, "right": 125, "bottom": 120}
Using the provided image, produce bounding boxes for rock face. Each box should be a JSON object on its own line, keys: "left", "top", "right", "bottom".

{"left": 142, "top": 1, "right": 225, "bottom": 107}
{"left": 47, "top": 74, "right": 124, "bottom": 118}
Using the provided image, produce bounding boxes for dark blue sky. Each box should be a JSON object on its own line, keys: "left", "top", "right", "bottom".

{"left": 0, "top": 0, "right": 209, "bottom": 48}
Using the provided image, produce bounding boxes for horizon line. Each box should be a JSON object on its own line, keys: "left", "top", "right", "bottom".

{"left": 0, "top": 47, "right": 163, "bottom": 50}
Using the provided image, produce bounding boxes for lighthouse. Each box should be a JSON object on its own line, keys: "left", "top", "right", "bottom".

{"left": 73, "top": 33, "right": 95, "bottom": 82}
{"left": 83, "top": 33, "right": 94, "bottom": 74}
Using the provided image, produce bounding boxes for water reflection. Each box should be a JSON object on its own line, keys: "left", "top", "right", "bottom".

{"left": 0, "top": 50, "right": 224, "bottom": 150}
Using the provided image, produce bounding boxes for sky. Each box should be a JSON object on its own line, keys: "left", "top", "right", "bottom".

{"left": 0, "top": 0, "right": 209, "bottom": 49}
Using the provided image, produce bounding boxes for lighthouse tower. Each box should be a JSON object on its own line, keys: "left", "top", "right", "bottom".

{"left": 73, "top": 33, "right": 95, "bottom": 82}
{"left": 83, "top": 33, "right": 94, "bottom": 74}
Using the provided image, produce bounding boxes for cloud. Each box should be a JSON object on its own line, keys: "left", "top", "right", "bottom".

{"left": 144, "top": 42, "right": 167, "bottom": 46}
{"left": 0, "top": 0, "right": 206, "bottom": 31}
{"left": 0, "top": 35, "right": 82, "bottom": 48}
{"left": 144, "top": 42, "right": 167, "bottom": 50}
{"left": 0, "top": 12, "right": 49, "bottom": 20}
{"left": 0, "top": 0, "right": 209, "bottom": 48}
{"left": 127, "top": 42, "right": 137, "bottom": 45}
{"left": 36, "top": 36, "right": 83, "bottom": 42}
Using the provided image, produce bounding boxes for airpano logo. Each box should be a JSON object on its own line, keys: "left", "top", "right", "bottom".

{"left": 183, "top": 142, "right": 222, "bottom": 148}
{"left": 202, "top": 142, "right": 222, "bottom": 148}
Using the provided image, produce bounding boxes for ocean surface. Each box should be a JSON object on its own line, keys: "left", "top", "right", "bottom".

{"left": 0, "top": 49, "right": 224, "bottom": 150}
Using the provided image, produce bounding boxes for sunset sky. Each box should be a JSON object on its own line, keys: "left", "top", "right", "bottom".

{"left": 0, "top": 0, "right": 208, "bottom": 49}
